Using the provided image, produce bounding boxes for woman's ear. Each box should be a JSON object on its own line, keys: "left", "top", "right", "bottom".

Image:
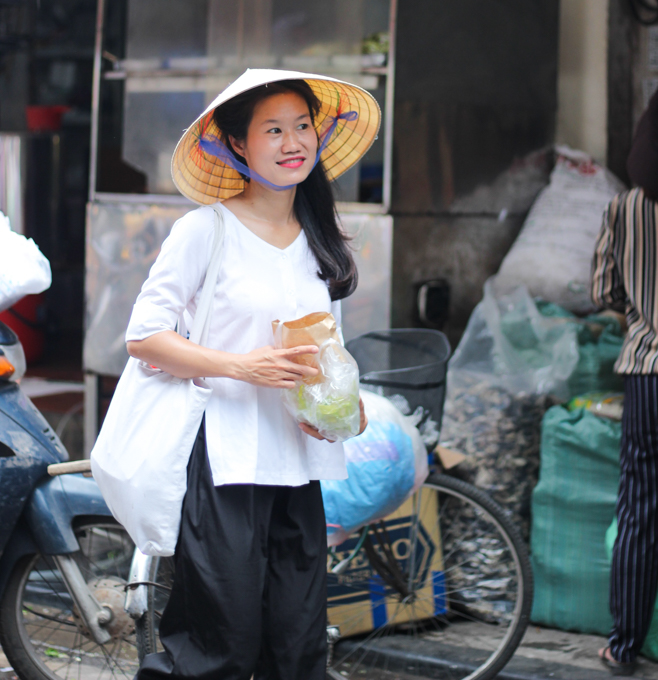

{"left": 229, "top": 135, "right": 246, "bottom": 158}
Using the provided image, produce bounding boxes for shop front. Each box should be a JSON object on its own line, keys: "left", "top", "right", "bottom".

{"left": 82, "top": 0, "right": 396, "bottom": 450}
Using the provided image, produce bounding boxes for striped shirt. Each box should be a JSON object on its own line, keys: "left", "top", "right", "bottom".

{"left": 591, "top": 187, "right": 658, "bottom": 374}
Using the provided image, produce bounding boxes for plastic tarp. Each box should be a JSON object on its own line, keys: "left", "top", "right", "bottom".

{"left": 531, "top": 405, "right": 620, "bottom": 634}
{"left": 440, "top": 281, "right": 580, "bottom": 539}
{"left": 321, "top": 390, "right": 428, "bottom": 547}
{"left": 447, "top": 280, "right": 580, "bottom": 400}
{"left": 536, "top": 301, "right": 624, "bottom": 397}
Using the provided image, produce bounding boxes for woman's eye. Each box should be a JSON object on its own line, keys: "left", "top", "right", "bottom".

{"left": 267, "top": 127, "right": 282, "bottom": 134}
{"left": 298, "top": 123, "right": 309, "bottom": 130}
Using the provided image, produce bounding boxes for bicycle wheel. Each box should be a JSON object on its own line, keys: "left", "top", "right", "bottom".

{"left": 0, "top": 521, "right": 138, "bottom": 680}
{"left": 326, "top": 473, "right": 533, "bottom": 680}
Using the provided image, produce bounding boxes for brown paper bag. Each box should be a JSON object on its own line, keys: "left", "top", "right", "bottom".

{"left": 272, "top": 312, "right": 340, "bottom": 385}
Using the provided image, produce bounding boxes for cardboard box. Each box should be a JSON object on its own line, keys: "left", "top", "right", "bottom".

{"left": 327, "top": 491, "right": 445, "bottom": 636}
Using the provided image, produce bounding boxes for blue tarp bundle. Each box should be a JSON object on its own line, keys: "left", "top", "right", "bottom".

{"left": 321, "top": 390, "right": 426, "bottom": 547}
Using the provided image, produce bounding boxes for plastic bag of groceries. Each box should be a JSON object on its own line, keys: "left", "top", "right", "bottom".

{"left": 273, "top": 312, "right": 360, "bottom": 442}
{"left": 322, "top": 390, "right": 429, "bottom": 546}
{"left": 0, "top": 211, "right": 51, "bottom": 312}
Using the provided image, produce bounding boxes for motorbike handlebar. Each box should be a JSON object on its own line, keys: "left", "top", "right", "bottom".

{"left": 48, "top": 460, "right": 92, "bottom": 476}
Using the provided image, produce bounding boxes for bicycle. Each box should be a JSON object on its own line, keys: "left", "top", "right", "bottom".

{"left": 131, "top": 330, "right": 533, "bottom": 680}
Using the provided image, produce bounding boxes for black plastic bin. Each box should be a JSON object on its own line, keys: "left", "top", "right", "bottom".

{"left": 345, "top": 329, "right": 451, "bottom": 437}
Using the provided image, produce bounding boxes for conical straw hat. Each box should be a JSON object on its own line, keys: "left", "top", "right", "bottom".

{"left": 171, "top": 68, "right": 381, "bottom": 204}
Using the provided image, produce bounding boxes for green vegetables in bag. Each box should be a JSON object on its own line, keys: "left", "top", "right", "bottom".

{"left": 282, "top": 340, "right": 361, "bottom": 442}
{"left": 293, "top": 385, "right": 360, "bottom": 429}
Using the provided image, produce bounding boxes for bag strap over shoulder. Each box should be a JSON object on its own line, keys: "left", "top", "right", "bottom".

{"left": 188, "top": 205, "right": 225, "bottom": 348}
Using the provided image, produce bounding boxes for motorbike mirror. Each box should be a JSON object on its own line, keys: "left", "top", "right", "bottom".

{"left": 0, "top": 322, "right": 26, "bottom": 382}
{"left": 0, "top": 320, "right": 19, "bottom": 346}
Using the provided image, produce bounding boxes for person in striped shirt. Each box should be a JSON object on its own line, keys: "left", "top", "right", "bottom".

{"left": 591, "top": 88, "right": 658, "bottom": 676}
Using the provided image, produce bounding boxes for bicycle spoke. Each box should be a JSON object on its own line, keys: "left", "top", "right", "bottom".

{"left": 8, "top": 523, "right": 138, "bottom": 680}
{"left": 23, "top": 605, "right": 78, "bottom": 627}
{"left": 325, "top": 475, "right": 531, "bottom": 680}
{"left": 334, "top": 599, "right": 407, "bottom": 677}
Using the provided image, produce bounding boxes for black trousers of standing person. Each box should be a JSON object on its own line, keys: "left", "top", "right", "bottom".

{"left": 609, "top": 375, "right": 658, "bottom": 663}
{"left": 136, "top": 419, "right": 329, "bottom": 680}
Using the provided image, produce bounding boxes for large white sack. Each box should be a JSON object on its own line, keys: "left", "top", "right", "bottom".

{"left": 495, "top": 146, "right": 625, "bottom": 313}
{"left": 0, "top": 211, "right": 51, "bottom": 312}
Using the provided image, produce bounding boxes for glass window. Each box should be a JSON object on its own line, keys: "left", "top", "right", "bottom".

{"left": 99, "top": 0, "right": 392, "bottom": 205}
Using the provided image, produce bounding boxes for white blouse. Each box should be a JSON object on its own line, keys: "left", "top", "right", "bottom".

{"left": 125, "top": 202, "right": 347, "bottom": 487}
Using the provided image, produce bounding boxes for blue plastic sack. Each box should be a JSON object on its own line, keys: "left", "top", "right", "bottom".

{"left": 322, "top": 390, "right": 428, "bottom": 546}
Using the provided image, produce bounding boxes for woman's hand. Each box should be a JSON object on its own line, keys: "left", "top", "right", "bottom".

{"left": 299, "top": 397, "right": 368, "bottom": 443}
{"left": 233, "top": 345, "right": 319, "bottom": 388}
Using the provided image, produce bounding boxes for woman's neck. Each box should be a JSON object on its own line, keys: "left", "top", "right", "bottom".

{"left": 235, "top": 180, "right": 298, "bottom": 227}
{"left": 222, "top": 181, "right": 302, "bottom": 250}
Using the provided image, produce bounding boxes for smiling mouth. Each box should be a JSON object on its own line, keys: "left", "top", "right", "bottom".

{"left": 277, "top": 157, "right": 306, "bottom": 169}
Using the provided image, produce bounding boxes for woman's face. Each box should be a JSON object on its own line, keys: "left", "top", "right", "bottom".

{"left": 230, "top": 92, "right": 318, "bottom": 189}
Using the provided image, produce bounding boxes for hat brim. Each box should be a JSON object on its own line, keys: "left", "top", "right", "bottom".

{"left": 171, "top": 69, "right": 381, "bottom": 204}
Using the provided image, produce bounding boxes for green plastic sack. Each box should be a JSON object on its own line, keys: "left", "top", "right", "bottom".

{"left": 569, "top": 320, "right": 624, "bottom": 396}
{"left": 605, "top": 520, "right": 658, "bottom": 661}
{"left": 536, "top": 301, "right": 624, "bottom": 397}
{"left": 531, "top": 405, "right": 621, "bottom": 633}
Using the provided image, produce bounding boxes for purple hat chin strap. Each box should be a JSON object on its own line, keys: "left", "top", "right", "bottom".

{"left": 197, "top": 110, "right": 358, "bottom": 192}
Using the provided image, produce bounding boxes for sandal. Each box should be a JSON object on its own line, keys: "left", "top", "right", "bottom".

{"left": 599, "top": 647, "right": 637, "bottom": 676}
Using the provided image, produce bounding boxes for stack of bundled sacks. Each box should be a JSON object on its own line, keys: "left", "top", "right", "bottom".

{"left": 440, "top": 145, "right": 626, "bottom": 542}
{"left": 440, "top": 283, "right": 624, "bottom": 540}
{"left": 440, "top": 144, "right": 658, "bottom": 649}
{"left": 530, "top": 392, "right": 658, "bottom": 661}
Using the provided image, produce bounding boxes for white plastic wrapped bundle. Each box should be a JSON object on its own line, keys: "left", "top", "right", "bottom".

{"left": 495, "top": 146, "right": 625, "bottom": 313}
{"left": 0, "top": 212, "right": 51, "bottom": 312}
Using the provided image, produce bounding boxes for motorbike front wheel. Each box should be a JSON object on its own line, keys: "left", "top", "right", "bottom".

{"left": 0, "top": 520, "right": 138, "bottom": 680}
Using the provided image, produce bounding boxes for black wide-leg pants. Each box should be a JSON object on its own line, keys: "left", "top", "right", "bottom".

{"left": 137, "top": 419, "right": 328, "bottom": 680}
{"left": 609, "top": 375, "right": 658, "bottom": 663}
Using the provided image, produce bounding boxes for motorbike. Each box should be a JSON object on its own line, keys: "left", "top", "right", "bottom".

{"left": 0, "top": 319, "right": 139, "bottom": 680}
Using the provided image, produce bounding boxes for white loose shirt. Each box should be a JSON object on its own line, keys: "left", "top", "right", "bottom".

{"left": 125, "top": 202, "right": 347, "bottom": 486}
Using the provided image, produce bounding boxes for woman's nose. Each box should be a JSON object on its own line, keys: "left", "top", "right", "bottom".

{"left": 281, "top": 129, "right": 301, "bottom": 151}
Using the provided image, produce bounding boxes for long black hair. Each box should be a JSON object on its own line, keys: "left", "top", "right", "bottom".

{"left": 212, "top": 80, "right": 357, "bottom": 301}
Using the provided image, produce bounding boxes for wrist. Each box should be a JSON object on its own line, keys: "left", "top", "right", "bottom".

{"left": 221, "top": 352, "right": 244, "bottom": 381}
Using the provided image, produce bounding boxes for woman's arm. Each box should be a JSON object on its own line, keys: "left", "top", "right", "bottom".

{"left": 125, "top": 209, "right": 318, "bottom": 387}
{"left": 127, "top": 332, "right": 319, "bottom": 388}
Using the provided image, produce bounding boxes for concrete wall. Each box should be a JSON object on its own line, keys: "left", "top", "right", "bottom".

{"left": 556, "top": 0, "right": 609, "bottom": 163}
{"left": 0, "top": 52, "right": 29, "bottom": 131}
{"left": 391, "top": 0, "right": 559, "bottom": 347}
{"left": 632, "top": 24, "right": 658, "bottom": 128}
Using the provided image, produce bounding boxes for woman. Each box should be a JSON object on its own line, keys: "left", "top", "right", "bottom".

{"left": 126, "top": 70, "right": 379, "bottom": 680}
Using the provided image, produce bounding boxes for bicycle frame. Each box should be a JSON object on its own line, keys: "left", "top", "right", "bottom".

{"left": 124, "top": 549, "right": 152, "bottom": 620}
{"left": 326, "top": 455, "right": 442, "bottom": 581}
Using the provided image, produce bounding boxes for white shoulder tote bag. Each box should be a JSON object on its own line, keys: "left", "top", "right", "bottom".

{"left": 91, "top": 206, "right": 225, "bottom": 556}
